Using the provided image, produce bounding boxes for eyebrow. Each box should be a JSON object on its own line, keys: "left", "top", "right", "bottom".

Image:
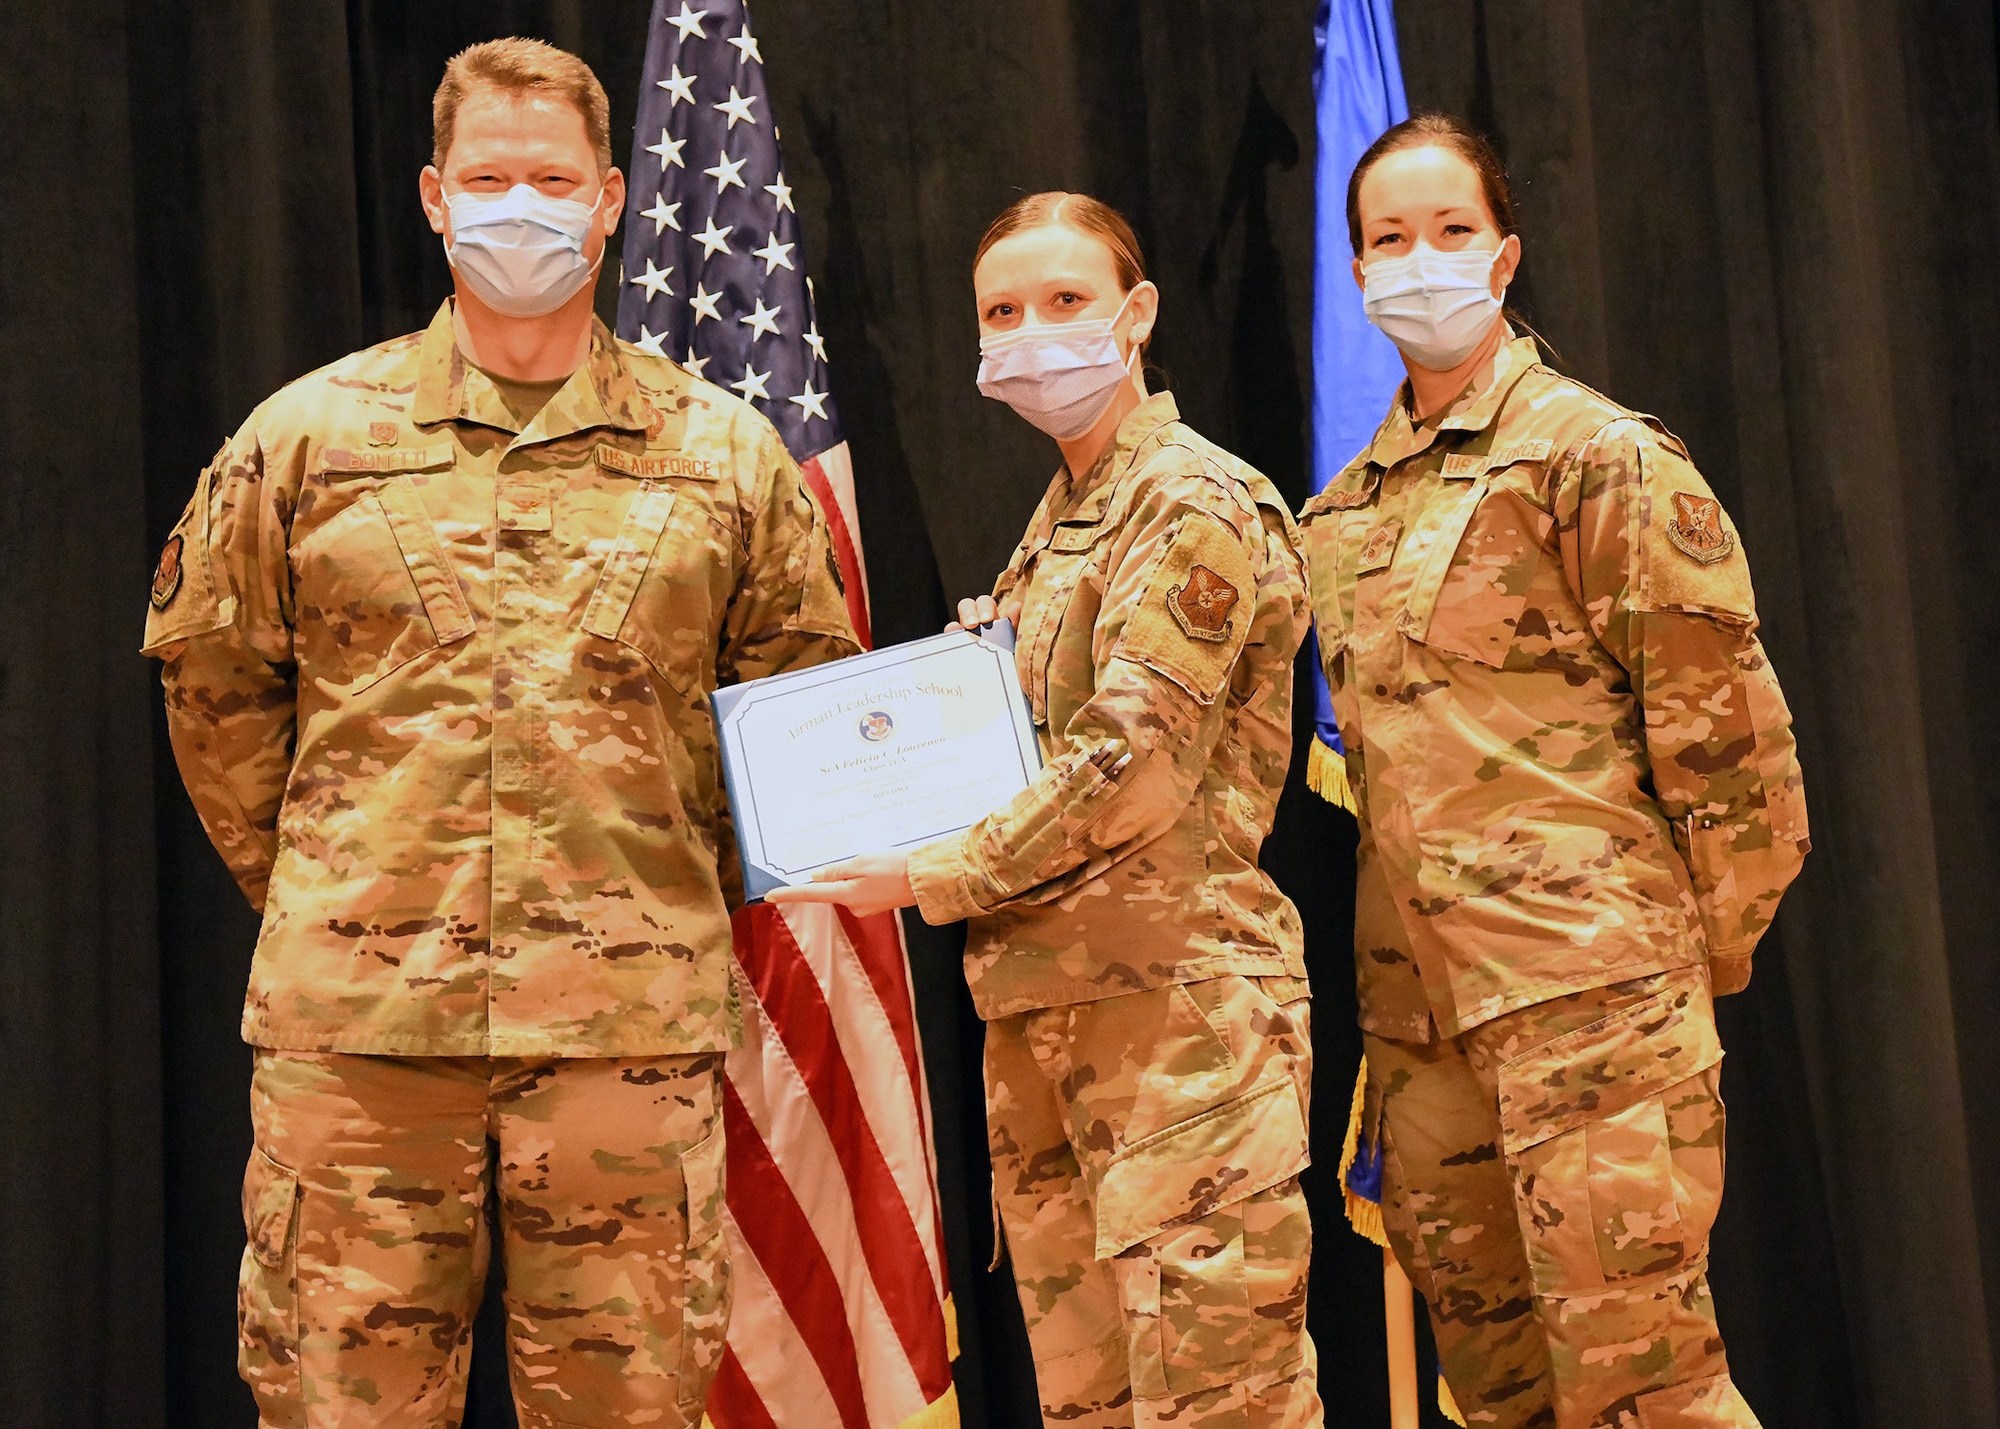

{"left": 1369, "top": 204, "right": 1481, "bottom": 228}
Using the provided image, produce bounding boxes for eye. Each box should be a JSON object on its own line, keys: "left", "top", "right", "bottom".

{"left": 1052, "top": 291, "right": 1085, "bottom": 307}
{"left": 1443, "top": 222, "right": 1474, "bottom": 236}
{"left": 1371, "top": 232, "right": 1405, "bottom": 249}
{"left": 983, "top": 301, "right": 1016, "bottom": 322}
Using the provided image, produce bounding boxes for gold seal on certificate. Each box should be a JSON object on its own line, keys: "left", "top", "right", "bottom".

{"left": 711, "top": 622, "right": 1041, "bottom": 900}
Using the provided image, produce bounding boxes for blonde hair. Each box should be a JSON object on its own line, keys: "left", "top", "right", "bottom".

{"left": 433, "top": 38, "right": 613, "bottom": 172}
{"left": 975, "top": 192, "right": 1151, "bottom": 352}
{"left": 976, "top": 191, "right": 1148, "bottom": 290}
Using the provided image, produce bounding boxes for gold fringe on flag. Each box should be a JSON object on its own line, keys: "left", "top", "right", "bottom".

{"left": 895, "top": 1383, "right": 962, "bottom": 1429}
{"left": 942, "top": 1293, "right": 960, "bottom": 1362}
{"left": 1307, "top": 735, "right": 1357, "bottom": 814}
{"left": 1336, "top": 1056, "right": 1387, "bottom": 1248}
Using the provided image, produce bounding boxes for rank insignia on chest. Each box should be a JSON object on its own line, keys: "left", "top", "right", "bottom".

{"left": 1166, "top": 563, "right": 1240, "bottom": 642}
{"left": 367, "top": 421, "right": 399, "bottom": 446}
{"left": 1666, "top": 491, "right": 1735, "bottom": 565}
{"left": 1357, "top": 520, "right": 1402, "bottom": 573}
{"left": 150, "top": 534, "right": 183, "bottom": 609}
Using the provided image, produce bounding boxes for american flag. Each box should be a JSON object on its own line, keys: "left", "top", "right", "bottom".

{"left": 615, "top": 4, "right": 959, "bottom": 1425}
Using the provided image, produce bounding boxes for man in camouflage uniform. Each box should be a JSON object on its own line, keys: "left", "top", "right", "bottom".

{"left": 1299, "top": 333, "right": 1808, "bottom": 1428}
{"left": 143, "top": 39, "right": 857, "bottom": 1428}
{"left": 787, "top": 386, "right": 1322, "bottom": 1427}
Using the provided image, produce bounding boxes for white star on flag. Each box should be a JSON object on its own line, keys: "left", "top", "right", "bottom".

{"left": 740, "top": 297, "right": 782, "bottom": 338}
{"left": 789, "top": 382, "right": 829, "bottom": 421}
{"left": 629, "top": 258, "right": 674, "bottom": 300}
{"left": 666, "top": 3, "right": 708, "bottom": 40}
{"left": 633, "top": 324, "right": 668, "bottom": 357}
{"left": 689, "top": 283, "right": 723, "bottom": 324}
{"left": 731, "top": 365, "right": 772, "bottom": 402}
{"left": 803, "top": 320, "right": 827, "bottom": 363}
{"left": 683, "top": 352, "right": 709, "bottom": 377}
{"left": 639, "top": 194, "right": 682, "bottom": 234}
{"left": 705, "top": 150, "right": 747, "bottom": 193}
{"left": 752, "top": 235, "right": 795, "bottom": 274}
{"left": 765, "top": 175, "right": 794, "bottom": 213}
{"left": 693, "top": 217, "right": 733, "bottom": 257}
{"left": 645, "top": 129, "right": 686, "bottom": 169}
{"left": 657, "top": 64, "right": 696, "bottom": 106}
{"left": 714, "top": 85, "right": 758, "bottom": 128}
{"left": 727, "top": 29, "right": 763, "bottom": 64}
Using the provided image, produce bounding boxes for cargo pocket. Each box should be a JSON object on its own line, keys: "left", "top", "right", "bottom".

{"left": 676, "top": 1121, "right": 732, "bottom": 1404}
{"left": 1098, "top": 1077, "right": 1309, "bottom": 1398}
{"left": 238, "top": 1146, "right": 303, "bottom": 1424}
{"left": 1497, "top": 976, "right": 1726, "bottom": 1298}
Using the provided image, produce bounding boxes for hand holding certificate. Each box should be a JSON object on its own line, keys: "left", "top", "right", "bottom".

{"left": 711, "top": 618, "right": 1039, "bottom": 909}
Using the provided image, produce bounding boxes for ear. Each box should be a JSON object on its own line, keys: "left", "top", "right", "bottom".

{"left": 419, "top": 165, "right": 448, "bottom": 239}
{"left": 599, "top": 167, "right": 626, "bottom": 238}
{"left": 1490, "top": 233, "right": 1522, "bottom": 296}
{"left": 1352, "top": 254, "right": 1366, "bottom": 291}
{"left": 1124, "top": 280, "right": 1161, "bottom": 348}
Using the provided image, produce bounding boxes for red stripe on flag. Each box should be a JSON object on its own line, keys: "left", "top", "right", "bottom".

{"left": 705, "top": 1346, "right": 783, "bottom": 1429}
{"left": 721, "top": 1077, "right": 874, "bottom": 1429}
{"left": 836, "top": 908, "right": 927, "bottom": 1151}
{"left": 746, "top": 912, "right": 955, "bottom": 1397}
{"left": 800, "top": 454, "right": 873, "bottom": 649}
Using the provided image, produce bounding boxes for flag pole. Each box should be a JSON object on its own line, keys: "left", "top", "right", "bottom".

{"left": 1385, "top": 1250, "right": 1420, "bottom": 1429}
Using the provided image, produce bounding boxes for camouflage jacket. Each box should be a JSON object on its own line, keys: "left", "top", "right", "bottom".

{"left": 1299, "top": 337, "right": 1808, "bottom": 1041}
{"left": 143, "top": 301, "right": 859, "bottom": 1057}
{"left": 907, "top": 394, "right": 1310, "bottom": 1018}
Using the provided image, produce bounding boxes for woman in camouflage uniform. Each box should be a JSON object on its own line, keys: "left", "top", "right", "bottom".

{"left": 1299, "top": 115, "right": 1808, "bottom": 1428}
{"left": 771, "top": 194, "right": 1322, "bottom": 1428}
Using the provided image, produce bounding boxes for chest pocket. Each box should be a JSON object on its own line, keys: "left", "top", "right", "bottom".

{"left": 1017, "top": 517, "right": 1108, "bottom": 728}
{"left": 291, "top": 464, "right": 473, "bottom": 695}
{"left": 1398, "top": 462, "right": 1554, "bottom": 669}
{"left": 582, "top": 480, "right": 732, "bottom": 696}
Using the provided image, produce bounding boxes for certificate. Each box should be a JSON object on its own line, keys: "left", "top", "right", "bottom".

{"left": 711, "top": 622, "right": 1042, "bottom": 901}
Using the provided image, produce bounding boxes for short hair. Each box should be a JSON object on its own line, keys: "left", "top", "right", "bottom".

{"left": 1346, "top": 112, "right": 1518, "bottom": 255}
{"left": 432, "top": 38, "right": 613, "bottom": 173}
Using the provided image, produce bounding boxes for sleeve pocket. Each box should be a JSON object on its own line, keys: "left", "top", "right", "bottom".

{"left": 1115, "top": 509, "right": 1255, "bottom": 705}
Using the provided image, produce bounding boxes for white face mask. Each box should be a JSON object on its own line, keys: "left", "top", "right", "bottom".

{"left": 1362, "top": 242, "right": 1506, "bottom": 371}
{"left": 976, "top": 288, "right": 1142, "bottom": 440}
{"left": 444, "top": 184, "right": 603, "bottom": 319}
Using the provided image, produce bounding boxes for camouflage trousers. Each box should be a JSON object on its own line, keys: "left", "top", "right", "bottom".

{"left": 1367, "top": 969, "right": 1758, "bottom": 1429}
{"left": 986, "top": 975, "right": 1323, "bottom": 1429}
{"left": 239, "top": 1051, "right": 730, "bottom": 1428}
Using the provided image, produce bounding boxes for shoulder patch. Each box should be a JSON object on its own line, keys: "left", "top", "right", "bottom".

{"left": 1666, "top": 492, "right": 1735, "bottom": 565}
{"left": 150, "top": 534, "right": 184, "bottom": 609}
{"left": 1166, "top": 563, "right": 1240, "bottom": 642}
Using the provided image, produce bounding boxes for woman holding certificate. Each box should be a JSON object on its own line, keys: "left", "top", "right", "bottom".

{"left": 769, "top": 193, "right": 1322, "bottom": 1427}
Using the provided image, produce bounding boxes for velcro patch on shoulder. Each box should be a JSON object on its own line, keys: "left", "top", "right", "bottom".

{"left": 1115, "top": 508, "right": 1255, "bottom": 704}
{"left": 318, "top": 440, "right": 454, "bottom": 474}
{"left": 1639, "top": 444, "right": 1756, "bottom": 621}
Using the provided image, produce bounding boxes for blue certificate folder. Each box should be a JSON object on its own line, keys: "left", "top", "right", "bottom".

{"left": 710, "top": 621, "right": 1043, "bottom": 902}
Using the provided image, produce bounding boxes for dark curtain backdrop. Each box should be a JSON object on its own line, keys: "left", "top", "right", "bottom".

{"left": 4, "top": 2, "right": 1997, "bottom": 1427}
